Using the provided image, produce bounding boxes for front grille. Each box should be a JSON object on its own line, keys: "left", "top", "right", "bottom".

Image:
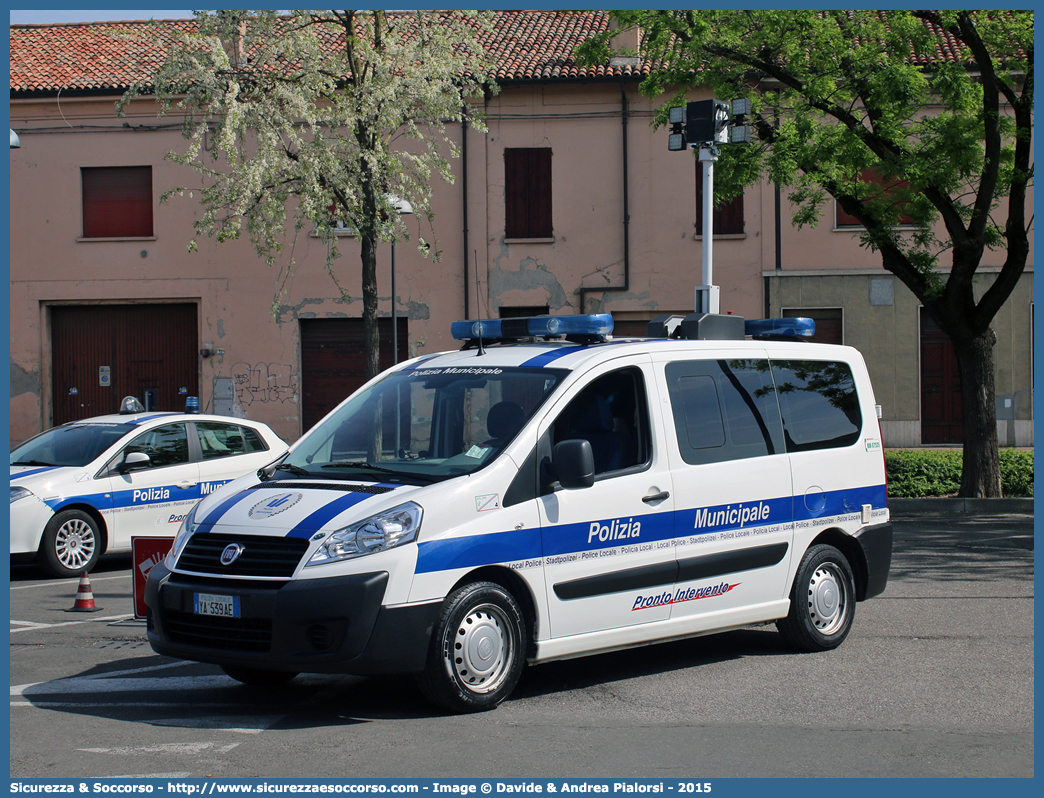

{"left": 176, "top": 534, "right": 309, "bottom": 577}
{"left": 163, "top": 609, "right": 272, "bottom": 653}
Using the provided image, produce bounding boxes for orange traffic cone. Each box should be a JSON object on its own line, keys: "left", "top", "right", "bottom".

{"left": 67, "top": 571, "right": 102, "bottom": 612}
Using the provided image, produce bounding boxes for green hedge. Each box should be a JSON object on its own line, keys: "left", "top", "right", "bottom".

{"left": 885, "top": 449, "right": 1034, "bottom": 498}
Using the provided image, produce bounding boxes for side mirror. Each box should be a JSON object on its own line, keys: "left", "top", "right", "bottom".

{"left": 552, "top": 439, "right": 595, "bottom": 489}
{"left": 119, "top": 451, "right": 151, "bottom": 473}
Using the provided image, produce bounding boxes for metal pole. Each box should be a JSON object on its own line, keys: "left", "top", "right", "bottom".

{"left": 391, "top": 242, "right": 397, "bottom": 365}
{"left": 697, "top": 145, "right": 720, "bottom": 314}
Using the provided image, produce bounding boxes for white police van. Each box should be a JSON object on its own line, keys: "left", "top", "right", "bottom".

{"left": 145, "top": 313, "right": 892, "bottom": 712}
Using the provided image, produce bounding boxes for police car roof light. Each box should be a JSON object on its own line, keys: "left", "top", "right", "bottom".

{"left": 744, "top": 317, "right": 816, "bottom": 338}
{"left": 451, "top": 314, "right": 613, "bottom": 342}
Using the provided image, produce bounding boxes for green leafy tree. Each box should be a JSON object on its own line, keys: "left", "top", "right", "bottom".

{"left": 120, "top": 10, "right": 496, "bottom": 454}
{"left": 580, "top": 10, "right": 1033, "bottom": 497}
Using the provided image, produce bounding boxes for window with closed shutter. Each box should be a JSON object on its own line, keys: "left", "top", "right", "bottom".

{"left": 81, "top": 166, "right": 153, "bottom": 238}
{"left": 505, "top": 148, "right": 552, "bottom": 238}
{"left": 695, "top": 167, "right": 744, "bottom": 236}
{"left": 835, "top": 168, "right": 915, "bottom": 227}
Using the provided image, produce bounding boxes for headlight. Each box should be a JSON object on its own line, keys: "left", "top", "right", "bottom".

{"left": 307, "top": 502, "right": 423, "bottom": 566}
{"left": 164, "top": 502, "right": 202, "bottom": 569}
{"left": 10, "top": 486, "right": 34, "bottom": 504}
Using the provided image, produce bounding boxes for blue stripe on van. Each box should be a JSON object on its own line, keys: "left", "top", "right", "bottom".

{"left": 520, "top": 338, "right": 674, "bottom": 367}
{"left": 416, "top": 484, "right": 888, "bottom": 575}
{"left": 196, "top": 490, "right": 256, "bottom": 533}
{"left": 416, "top": 526, "right": 543, "bottom": 574}
{"left": 284, "top": 485, "right": 403, "bottom": 539}
{"left": 794, "top": 484, "right": 887, "bottom": 521}
{"left": 398, "top": 354, "right": 442, "bottom": 372}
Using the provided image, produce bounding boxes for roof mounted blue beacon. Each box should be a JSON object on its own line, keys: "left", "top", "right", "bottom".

{"left": 745, "top": 317, "right": 816, "bottom": 340}
{"left": 452, "top": 314, "right": 613, "bottom": 346}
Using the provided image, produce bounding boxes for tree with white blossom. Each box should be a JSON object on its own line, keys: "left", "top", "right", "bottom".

{"left": 121, "top": 9, "right": 496, "bottom": 395}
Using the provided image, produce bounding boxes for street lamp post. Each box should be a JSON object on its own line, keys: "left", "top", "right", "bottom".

{"left": 388, "top": 196, "right": 414, "bottom": 365}
{"left": 387, "top": 196, "right": 414, "bottom": 460}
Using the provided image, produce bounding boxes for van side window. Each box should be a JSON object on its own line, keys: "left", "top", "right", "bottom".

{"left": 770, "top": 360, "right": 862, "bottom": 452}
{"left": 665, "top": 359, "right": 784, "bottom": 465}
{"left": 552, "top": 368, "right": 649, "bottom": 475}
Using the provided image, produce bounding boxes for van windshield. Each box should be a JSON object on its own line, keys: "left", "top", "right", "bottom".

{"left": 280, "top": 365, "right": 566, "bottom": 485}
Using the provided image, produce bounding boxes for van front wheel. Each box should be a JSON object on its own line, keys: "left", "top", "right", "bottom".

{"left": 777, "top": 544, "right": 855, "bottom": 652}
{"left": 417, "top": 581, "right": 526, "bottom": 713}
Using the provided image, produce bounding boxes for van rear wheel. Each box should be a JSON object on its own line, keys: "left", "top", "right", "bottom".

{"left": 777, "top": 544, "right": 855, "bottom": 652}
{"left": 416, "top": 581, "right": 526, "bottom": 713}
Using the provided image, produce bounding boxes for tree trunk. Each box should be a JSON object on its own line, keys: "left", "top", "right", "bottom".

{"left": 953, "top": 329, "right": 1002, "bottom": 497}
{"left": 361, "top": 229, "right": 383, "bottom": 462}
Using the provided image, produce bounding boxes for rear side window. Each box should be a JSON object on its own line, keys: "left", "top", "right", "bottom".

{"left": 770, "top": 360, "right": 862, "bottom": 452}
{"left": 195, "top": 422, "right": 270, "bottom": 459}
{"left": 665, "top": 359, "right": 784, "bottom": 465}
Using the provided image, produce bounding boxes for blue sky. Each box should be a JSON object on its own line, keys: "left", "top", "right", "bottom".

{"left": 10, "top": 10, "right": 195, "bottom": 25}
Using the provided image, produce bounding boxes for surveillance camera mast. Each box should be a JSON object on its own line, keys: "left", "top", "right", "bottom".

{"left": 668, "top": 98, "right": 751, "bottom": 316}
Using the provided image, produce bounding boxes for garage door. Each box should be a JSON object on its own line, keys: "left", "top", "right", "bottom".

{"left": 51, "top": 304, "right": 198, "bottom": 424}
{"left": 300, "top": 317, "right": 408, "bottom": 432}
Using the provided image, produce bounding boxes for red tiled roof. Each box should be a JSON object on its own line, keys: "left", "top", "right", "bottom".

{"left": 10, "top": 11, "right": 648, "bottom": 95}
{"left": 9, "top": 10, "right": 1006, "bottom": 96}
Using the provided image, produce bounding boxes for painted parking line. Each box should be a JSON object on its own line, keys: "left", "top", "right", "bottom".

{"left": 10, "top": 573, "right": 132, "bottom": 591}
{"left": 10, "top": 613, "right": 135, "bottom": 632}
{"left": 78, "top": 742, "right": 241, "bottom": 756}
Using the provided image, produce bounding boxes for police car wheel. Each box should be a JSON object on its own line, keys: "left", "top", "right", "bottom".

{"left": 777, "top": 544, "right": 855, "bottom": 652}
{"left": 38, "top": 509, "right": 101, "bottom": 579}
{"left": 220, "top": 665, "right": 298, "bottom": 687}
{"left": 417, "top": 581, "right": 526, "bottom": 713}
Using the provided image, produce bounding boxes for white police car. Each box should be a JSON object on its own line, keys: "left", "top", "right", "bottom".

{"left": 10, "top": 398, "right": 288, "bottom": 578}
{"left": 145, "top": 314, "right": 892, "bottom": 712}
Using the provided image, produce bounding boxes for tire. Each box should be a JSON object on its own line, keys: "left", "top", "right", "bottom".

{"left": 416, "top": 581, "right": 527, "bottom": 713}
{"left": 777, "top": 544, "right": 856, "bottom": 652}
{"left": 38, "top": 509, "right": 101, "bottom": 578}
{"left": 221, "top": 665, "right": 298, "bottom": 686}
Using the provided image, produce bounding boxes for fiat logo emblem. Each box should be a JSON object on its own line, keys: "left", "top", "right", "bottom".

{"left": 220, "top": 543, "right": 245, "bottom": 566}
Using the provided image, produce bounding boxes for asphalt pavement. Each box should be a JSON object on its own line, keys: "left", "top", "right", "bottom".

{"left": 8, "top": 502, "right": 1035, "bottom": 779}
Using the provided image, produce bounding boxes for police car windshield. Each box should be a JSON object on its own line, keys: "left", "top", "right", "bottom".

{"left": 11, "top": 423, "right": 132, "bottom": 468}
{"left": 284, "top": 365, "right": 566, "bottom": 483}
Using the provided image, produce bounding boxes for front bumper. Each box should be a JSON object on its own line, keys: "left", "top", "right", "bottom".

{"left": 9, "top": 495, "right": 55, "bottom": 556}
{"left": 145, "top": 562, "right": 440, "bottom": 675}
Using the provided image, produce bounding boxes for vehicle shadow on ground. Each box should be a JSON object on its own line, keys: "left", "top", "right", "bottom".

{"left": 17, "top": 628, "right": 787, "bottom": 725}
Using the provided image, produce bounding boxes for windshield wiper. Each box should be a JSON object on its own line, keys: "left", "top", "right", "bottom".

{"left": 275, "top": 463, "right": 313, "bottom": 477}
{"left": 321, "top": 461, "right": 399, "bottom": 475}
{"left": 12, "top": 460, "right": 56, "bottom": 467}
{"left": 321, "top": 461, "right": 441, "bottom": 484}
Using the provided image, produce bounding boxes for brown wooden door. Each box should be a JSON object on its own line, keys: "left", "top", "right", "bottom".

{"left": 920, "top": 309, "right": 963, "bottom": 444}
{"left": 299, "top": 317, "right": 407, "bottom": 433}
{"left": 51, "top": 304, "right": 198, "bottom": 425}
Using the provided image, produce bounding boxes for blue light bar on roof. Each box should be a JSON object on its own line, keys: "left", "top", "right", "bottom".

{"left": 744, "top": 317, "right": 816, "bottom": 338}
{"left": 451, "top": 314, "right": 614, "bottom": 341}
